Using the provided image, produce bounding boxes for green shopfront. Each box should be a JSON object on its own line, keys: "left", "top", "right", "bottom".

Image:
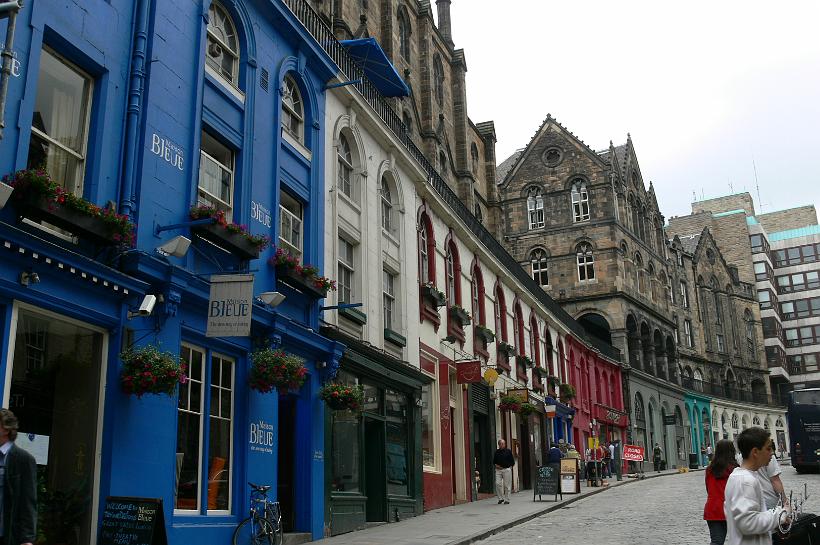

{"left": 322, "top": 331, "right": 430, "bottom": 536}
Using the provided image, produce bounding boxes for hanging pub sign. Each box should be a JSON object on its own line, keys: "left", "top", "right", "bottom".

{"left": 456, "top": 360, "right": 481, "bottom": 384}
{"left": 663, "top": 414, "right": 677, "bottom": 426}
{"left": 206, "top": 274, "right": 254, "bottom": 337}
{"left": 506, "top": 388, "right": 529, "bottom": 402}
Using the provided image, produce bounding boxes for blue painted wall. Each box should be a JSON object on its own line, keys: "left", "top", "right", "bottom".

{"left": 0, "top": 0, "right": 342, "bottom": 541}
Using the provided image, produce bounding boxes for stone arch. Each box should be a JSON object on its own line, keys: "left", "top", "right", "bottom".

{"left": 641, "top": 322, "right": 653, "bottom": 374}
{"left": 666, "top": 335, "right": 677, "bottom": 383}
{"left": 724, "top": 368, "right": 736, "bottom": 399}
{"left": 627, "top": 314, "right": 641, "bottom": 370}
{"left": 577, "top": 312, "right": 612, "bottom": 345}
{"left": 741, "top": 414, "right": 749, "bottom": 430}
{"left": 653, "top": 329, "right": 666, "bottom": 380}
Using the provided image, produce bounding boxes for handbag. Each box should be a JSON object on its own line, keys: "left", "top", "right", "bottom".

{"left": 773, "top": 513, "right": 820, "bottom": 545}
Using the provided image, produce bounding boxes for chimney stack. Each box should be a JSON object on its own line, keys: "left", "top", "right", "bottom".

{"left": 436, "top": 0, "right": 453, "bottom": 45}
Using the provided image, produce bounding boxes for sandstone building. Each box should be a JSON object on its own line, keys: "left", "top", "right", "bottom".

{"left": 495, "top": 117, "right": 786, "bottom": 463}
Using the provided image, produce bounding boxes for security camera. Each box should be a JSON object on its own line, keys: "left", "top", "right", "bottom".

{"left": 128, "top": 294, "right": 157, "bottom": 319}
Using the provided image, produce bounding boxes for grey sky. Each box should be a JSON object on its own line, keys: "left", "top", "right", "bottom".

{"left": 448, "top": 0, "right": 820, "bottom": 221}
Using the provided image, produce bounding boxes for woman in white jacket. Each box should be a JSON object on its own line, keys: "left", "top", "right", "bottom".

{"left": 724, "top": 427, "right": 789, "bottom": 545}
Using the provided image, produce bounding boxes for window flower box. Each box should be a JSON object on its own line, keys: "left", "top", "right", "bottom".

{"left": 547, "top": 375, "right": 560, "bottom": 389}
{"left": 448, "top": 305, "right": 471, "bottom": 327}
{"left": 190, "top": 205, "right": 269, "bottom": 260}
{"left": 420, "top": 283, "right": 447, "bottom": 308}
{"left": 516, "top": 354, "right": 534, "bottom": 368}
{"left": 339, "top": 306, "right": 367, "bottom": 325}
{"left": 384, "top": 328, "right": 407, "bottom": 347}
{"left": 533, "top": 366, "right": 549, "bottom": 378}
{"left": 474, "top": 324, "right": 495, "bottom": 344}
{"left": 7, "top": 169, "right": 135, "bottom": 246}
{"left": 270, "top": 247, "right": 336, "bottom": 299}
{"left": 497, "top": 341, "right": 516, "bottom": 358}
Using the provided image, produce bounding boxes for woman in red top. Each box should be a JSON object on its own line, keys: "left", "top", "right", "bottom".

{"left": 703, "top": 439, "right": 737, "bottom": 545}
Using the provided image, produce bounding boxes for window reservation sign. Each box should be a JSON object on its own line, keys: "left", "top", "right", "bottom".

{"left": 206, "top": 274, "right": 254, "bottom": 337}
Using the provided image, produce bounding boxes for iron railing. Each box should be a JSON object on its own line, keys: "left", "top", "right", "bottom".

{"left": 282, "top": 0, "right": 622, "bottom": 363}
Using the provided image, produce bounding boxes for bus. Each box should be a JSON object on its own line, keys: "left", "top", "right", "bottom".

{"left": 788, "top": 388, "right": 820, "bottom": 473}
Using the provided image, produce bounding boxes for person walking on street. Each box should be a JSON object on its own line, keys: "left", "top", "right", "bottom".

{"left": 701, "top": 444, "right": 708, "bottom": 466}
{"left": 704, "top": 439, "right": 738, "bottom": 545}
{"left": 653, "top": 443, "right": 663, "bottom": 472}
{"left": 547, "top": 444, "right": 563, "bottom": 464}
{"left": 493, "top": 439, "right": 515, "bottom": 505}
{"left": 724, "top": 427, "right": 788, "bottom": 545}
{"left": 0, "top": 408, "right": 37, "bottom": 545}
{"left": 707, "top": 443, "right": 714, "bottom": 462}
{"left": 608, "top": 441, "right": 616, "bottom": 476}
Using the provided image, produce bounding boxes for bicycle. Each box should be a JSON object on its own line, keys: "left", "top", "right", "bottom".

{"left": 232, "top": 482, "right": 284, "bottom": 545}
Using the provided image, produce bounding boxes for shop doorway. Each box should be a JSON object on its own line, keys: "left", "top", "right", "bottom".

{"left": 519, "top": 418, "right": 531, "bottom": 489}
{"left": 472, "top": 412, "right": 493, "bottom": 494}
{"left": 8, "top": 305, "right": 106, "bottom": 545}
{"left": 277, "top": 397, "right": 296, "bottom": 532}
{"left": 363, "top": 418, "right": 386, "bottom": 522}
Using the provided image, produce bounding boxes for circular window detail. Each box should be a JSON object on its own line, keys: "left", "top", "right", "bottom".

{"left": 542, "top": 147, "right": 562, "bottom": 167}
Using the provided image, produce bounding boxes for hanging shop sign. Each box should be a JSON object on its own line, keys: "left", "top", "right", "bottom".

{"left": 483, "top": 368, "right": 499, "bottom": 386}
{"left": 506, "top": 388, "right": 529, "bottom": 402}
{"left": 207, "top": 274, "right": 254, "bottom": 337}
{"left": 456, "top": 360, "right": 481, "bottom": 384}
{"left": 594, "top": 404, "right": 627, "bottom": 426}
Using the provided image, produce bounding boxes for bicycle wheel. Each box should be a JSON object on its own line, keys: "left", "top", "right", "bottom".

{"left": 266, "top": 503, "right": 285, "bottom": 545}
{"left": 232, "top": 517, "right": 275, "bottom": 545}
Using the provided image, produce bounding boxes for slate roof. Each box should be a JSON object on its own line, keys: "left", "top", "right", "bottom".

{"left": 496, "top": 149, "right": 524, "bottom": 184}
{"left": 678, "top": 234, "right": 701, "bottom": 254}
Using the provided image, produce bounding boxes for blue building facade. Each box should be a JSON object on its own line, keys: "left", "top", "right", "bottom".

{"left": 685, "top": 392, "right": 712, "bottom": 467}
{"left": 0, "top": 0, "right": 342, "bottom": 542}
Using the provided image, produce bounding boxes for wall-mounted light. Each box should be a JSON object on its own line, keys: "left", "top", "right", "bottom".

{"left": 258, "top": 291, "right": 286, "bottom": 307}
{"left": 156, "top": 235, "right": 191, "bottom": 258}
{"left": 0, "top": 180, "right": 13, "bottom": 210}
{"left": 19, "top": 270, "right": 39, "bottom": 286}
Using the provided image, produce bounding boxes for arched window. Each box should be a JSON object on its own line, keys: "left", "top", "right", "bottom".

{"left": 433, "top": 55, "right": 444, "bottom": 106}
{"left": 474, "top": 202, "right": 483, "bottom": 224}
{"left": 577, "top": 243, "right": 595, "bottom": 281}
{"left": 494, "top": 285, "right": 507, "bottom": 343}
{"left": 635, "top": 253, "right": 644, "bottom": 293}
{"left": 397, "top": 8, "right": 412, "bottom": 61}
{"left": 337, "top": 133, "right": 354, "bottom": 199}
{"left": 745, "top": 309, "right": 756, "bottom": 358}
{"left": 206, "top": 2, "right": 240, "bottom": 85}
{"left": 471, "top": 143, "right": 480, "bottom": 174}
{"left": 281, "top": 75, "right": 304, "bottom": 143}
{"left": 417, "top": 212, "right": 435, "bottom": 284}
{"left": 530, "top": 249, "right": 549, "bottom": 286}
{"left": 571, "top": 180, "right": 590, "bottom": 222}
{"left": 530, "top": 315, "right": 541, "bottom": 370}
{"left": 471, "top": 262, "right": 485, "bottom": 326}
{"left": 527, "top": 187, "right": 545, "bottom": 229}
{"left": 380, "top": 177, "right": 393, "bottom": 233}
{"left": 545, "top": 328, "right": 554, "bottom": 376}
{"left": 439, "top": 150, "right": 448, "bottom": 177}
{"left": 445, "top": 241, "right": 461, "bottom": 306}
{"left": 513, "top": 303, "right": 525, "bottom": 378}
{"left": 402, "top": 111, "right": 413, "bottom": 137}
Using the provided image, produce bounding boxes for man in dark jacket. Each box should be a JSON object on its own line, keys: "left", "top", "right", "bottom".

{"left": 0, "top": 409, "right": 37, "bottom": 545}
{"left": 493, "top": 439, "right": 515, "bottom": 504}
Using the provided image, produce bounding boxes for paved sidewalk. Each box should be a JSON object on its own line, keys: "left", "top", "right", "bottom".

{"left": 315, "top": 467, "right": 700, "bottom": 545}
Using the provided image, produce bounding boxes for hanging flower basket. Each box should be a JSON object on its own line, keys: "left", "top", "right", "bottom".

{"left": 518, "top": 402, "right": 537, "bottom": 418}
{"left": 498, "top": 394, "right": 524, "bottom": 413}
{"left": 533, "top": 366, "right": 549, "bottom": 378}
{"left": 119, "top": 345, "right": 187, "bottom": 398}
{"left": 7, "top": 169, "right": 136, "bottom": 246}
{"left": 249, "top": 348, "right": 307, "bottom": 394}
{"left": 547, "top": 375, "right": 560, "bottom": 389}
{"left": 420, "top": 283, "right": 447, "bottom": 308}
{"left": 559, "top": 383, "right": 577, "bottom": 403}
{"left": 474, "top": 324, "right": 495, "bottom": 344}
{"left": 189, "top": 205, "right": 270, "bottom": 260}
{"left": 319, "top": 383, "right": 364, "bottom": 411}
{"left": 270, "top": 247, "right": 336, "bottom": 299}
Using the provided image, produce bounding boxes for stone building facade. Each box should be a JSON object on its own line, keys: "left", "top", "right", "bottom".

{"left": 496, "top": 117, "right": 785, "bottom": 466}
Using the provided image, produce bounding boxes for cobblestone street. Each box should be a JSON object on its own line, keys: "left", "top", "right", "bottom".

{"left": 478, "top": 466, "right": 820, "bottom": 545}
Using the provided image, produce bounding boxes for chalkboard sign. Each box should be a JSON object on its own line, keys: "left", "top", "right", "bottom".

{"left": 533, "top": 463, "right": 562, "bottom": 502}
{"left": 99, "top": 497, "right": 167, "bottom": 545}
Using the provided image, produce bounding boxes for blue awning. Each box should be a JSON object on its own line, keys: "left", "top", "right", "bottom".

{"left": 340, "top": 38, "right": 410, "bottom": 98}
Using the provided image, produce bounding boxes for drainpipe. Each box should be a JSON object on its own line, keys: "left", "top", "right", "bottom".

{"left": 119, "top": 0, "right": 152, "bottom": 218}
{"left": 0, "top": 0, "right": 23, "bottom": 140}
